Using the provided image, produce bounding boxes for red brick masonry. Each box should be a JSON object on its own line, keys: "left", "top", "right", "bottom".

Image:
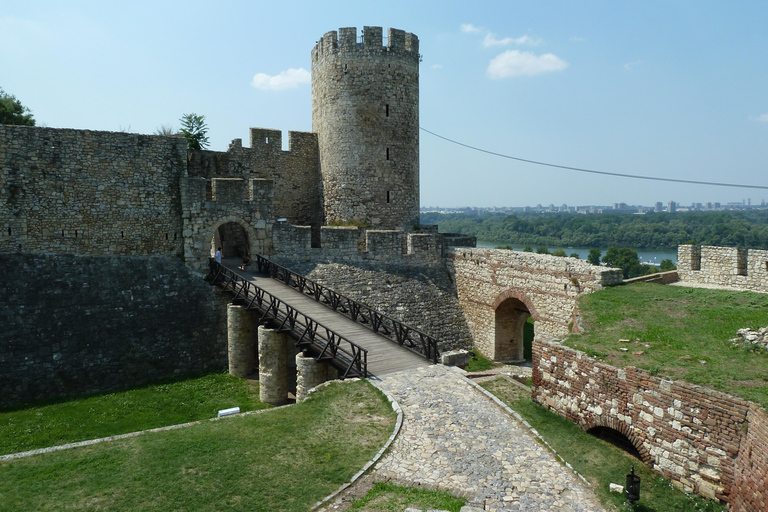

{"left": 532, "top": 340, "right": 766, "bottom": 511}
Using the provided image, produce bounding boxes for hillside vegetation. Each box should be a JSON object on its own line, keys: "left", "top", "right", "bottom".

{"left": 421, "top": 210, "right": 768, "bottom": 250}
{"left": 563, "top": 282, "right": 768, "bottom": 408}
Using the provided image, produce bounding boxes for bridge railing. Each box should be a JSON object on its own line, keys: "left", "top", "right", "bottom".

{"left": 254, "top": 255, "right": 440, "bottom": 363}
{"left": 209, "top": 261, "right": 368, "bottom": 379}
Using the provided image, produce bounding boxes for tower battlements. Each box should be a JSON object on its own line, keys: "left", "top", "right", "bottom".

{"left": 311, "top": 26, "right": 419, "bottom": 63}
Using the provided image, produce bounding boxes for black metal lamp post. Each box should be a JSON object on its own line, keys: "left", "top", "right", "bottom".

{"left": 626, "top": 466, "right": 641, "bottom": 505}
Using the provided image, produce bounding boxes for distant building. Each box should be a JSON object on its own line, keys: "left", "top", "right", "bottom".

{"left": 668, "top": 201, "right": 677, "bottom": 213}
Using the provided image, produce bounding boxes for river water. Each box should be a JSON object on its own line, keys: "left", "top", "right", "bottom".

{"left": 475, "top": 242, "right": 678, "bottom": 266}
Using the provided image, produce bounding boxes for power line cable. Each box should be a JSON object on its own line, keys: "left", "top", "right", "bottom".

{"left": 420, "top": 127, "right": 768, "bottom": 191}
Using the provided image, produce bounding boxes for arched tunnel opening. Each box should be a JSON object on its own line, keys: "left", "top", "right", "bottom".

{"left": 587, "top": 426, "right": 643, "bottom": 460}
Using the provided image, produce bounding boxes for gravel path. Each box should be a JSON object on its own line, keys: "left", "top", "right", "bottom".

{"left": 365, "top": 365, "right": 607, "bottom": 512}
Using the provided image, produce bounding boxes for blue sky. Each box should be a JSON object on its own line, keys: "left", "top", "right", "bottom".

{"left": 2, "top": 1, "right": 767, "bottom": 208}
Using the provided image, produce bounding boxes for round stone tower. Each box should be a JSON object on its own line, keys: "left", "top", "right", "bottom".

{"left": 311, "top": 26, "right": 420, "bottom": 229}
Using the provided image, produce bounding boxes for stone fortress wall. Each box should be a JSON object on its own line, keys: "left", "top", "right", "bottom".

{"left": 446, "top": 247, "right": 623, "bottom": 361}
{"left": 532, "top": 340, "right": 768, "bottom": 511}
{"left": 0, "top": 125, "right": 187, "bottom": 256}
{"left": 312, "top": 26, "right": 420, "bottom": 229}
{"left": 678, "top": 244, "right": 768, "bottom": 293}
{"left": 186, "top": 128, "right": 322, "bottom": 229}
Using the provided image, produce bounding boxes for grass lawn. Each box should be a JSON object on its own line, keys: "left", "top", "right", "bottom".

{"left": 563, "top": 282, "right": 768, "bottom": 408}
{"left": 346, "top": 482, "right": 465, "bottom": 511}
{"left": 0, "top": 379, "right": 395, "bottom": 512}
{"left": 481, "top": 378, "right": 726, "bottom": 512}
{"left": 0, "top": 372, "right": 270, "bottom": 455}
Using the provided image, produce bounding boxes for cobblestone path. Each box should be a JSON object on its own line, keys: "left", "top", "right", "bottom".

{"left": 370, "top": 365, "right": 607, "bottom": 512}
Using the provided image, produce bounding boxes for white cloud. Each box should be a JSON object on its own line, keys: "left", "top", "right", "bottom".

{"left": 483, "top": 34, "right": 539, "bottom": 47}
{"left": 624, "top": 60, "right": 644, "bottom": 71}
{"left": 431, "top": 64, "right": 443, "bottom": 69}
{"left": 488, "top": 50, "right": 568, "bottom": 78}
{"left": 754, "top": 113, "right": 768, "bottom": 122}
{"left": 460, "top": 23, "right": 482, "bottom": 34}
{"left": 251, "top": 68, "right": 310, "bottom": 91}
{"left": 462, "top": 23, "right": 539, "bottom": 47}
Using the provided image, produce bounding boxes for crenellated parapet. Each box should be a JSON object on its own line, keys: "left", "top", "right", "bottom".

{"left": 271, "top": 223, "right": 466, "bottom": 267}
{"left": 311, "top": 26, "right": 419, "bottom": 63}
{"left": 186, "top": 129, "right": 321, "bottom": 228}
{"left": 181, "top": 177, "right": 276, "bottom": 270}
{"left": 312, "top": 26, "right": 420, "bottom": 230}
{"left": 678, "top": 244, "right": 768, "bottom": 293}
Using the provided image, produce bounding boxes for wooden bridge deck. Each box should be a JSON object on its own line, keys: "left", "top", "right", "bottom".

{"left": 225, "top": 260, "right": 432, "bottom": 377}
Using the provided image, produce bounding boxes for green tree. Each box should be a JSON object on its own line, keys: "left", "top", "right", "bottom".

{"left": 179, "top": 113, "right": 209, "bottom": 150}
{"left": 552, "top": 248, "right": 567, "bottom": 257}
{"left": 523, "top": 245, "right": 533, "bottom": 252}
{"left": 0, "top": 88, "right": 35, "bottom": 126}
{"left": 569, "top": 252, "right": 580, "bottom": 259}
{"left": 603, "top": 247, "right": 644, "bottom": 278}
{"left": 587, "top": 248, "right": 602, "bottom": 266}
{"left": 659, "top": 259, "right": 677, "bottom": 271}
{"left": 536, "top": 246, "right": 551, "bottom": 255}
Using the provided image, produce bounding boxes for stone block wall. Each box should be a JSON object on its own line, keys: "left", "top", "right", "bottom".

{"left": 186, "top": 128, "right": 321, "bottom": 228}
{"left": 532, "top": 340, "right": 765, "bottom": 507}
{"left": 270, "top": 261, "right": 473, "bottom": 353}
{"left": 0, "top": 125, "right": 186, "bottom": 256}
{"left": 273, "top": 224, "right": 456, "bottom": 267}
{"left": 180, "top": 177, "right": 276, "bottom": 270}
{"left": 678, "top": 244, "right": 768, "bottom": 293}
{"left": 0, "top": 254, "right": 228, "bottom": 407}
{"left": 446, "top": 248, "right": 623, "bottom": 360}
{"left": 312, "top": 26, "right": 420, "bottom": 229}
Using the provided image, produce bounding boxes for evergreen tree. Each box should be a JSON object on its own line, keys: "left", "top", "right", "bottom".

{"left": 0, "top": 88, "right": 35, "bottom": 126}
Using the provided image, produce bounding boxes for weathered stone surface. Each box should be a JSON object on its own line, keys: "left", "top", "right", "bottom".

{"left": 0, "top": 253, "right": 228, "bottom": 407}
{"left": 312, "top": 27, "right": 420, "bottom": 229}
{"left": 678, "top": 244, "right": 768, "bottom": 293}
{"left": 446, "top": 248, "right": 622, "bottom": 360}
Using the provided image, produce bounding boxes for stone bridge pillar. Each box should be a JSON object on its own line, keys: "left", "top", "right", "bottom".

{"left": 295, "top": 352, "right": 329, "bottom": 402}
{"left": 227, "top": 303, "right": 256, "bottom": 378}
{"left": 258, "top": 325, "right": 289, "bottom": 405}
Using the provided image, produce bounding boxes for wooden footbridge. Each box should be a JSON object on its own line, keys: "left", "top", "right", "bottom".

{"left": 208, "top": 257, "right": 436, "bottom": 378}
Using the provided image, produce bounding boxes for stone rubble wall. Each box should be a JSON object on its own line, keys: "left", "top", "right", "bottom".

{"left": 531, "top": 340, "right": 764, "bottom": 507}
{"left": 312, "top": 26, "right": 420, "bottom": 229}
{"left": 0, "top": 125, "right": 187, "bottom": 256}
{"left": 0, "top": 253, "right": 228, "bottom": 407}
{"left": 181, "top": 177, "right": 276, "bottom": 270}
{"left": 273, "top": 223, "right": 452, "bottom": 267}
{"left": 186, "top": 128, "right": 321, "bottom": 228}
{"left": 445, "top": 248, "right": 623, "bottom": 359}
{"left": 268, "top": 259, "right": 473, "bottom": 353}
{"left": 678, "top": 244, "right": 768, "bottom": 293}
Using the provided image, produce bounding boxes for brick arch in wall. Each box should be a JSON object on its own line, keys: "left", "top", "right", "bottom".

{"left": 580, "top": 416, "right": 653, "bottom": 466}
{"left": 491, "top": 289, "right": 539, "bottom": 362}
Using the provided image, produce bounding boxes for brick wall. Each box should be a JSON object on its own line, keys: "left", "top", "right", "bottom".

{"left": 731, "top": 404, "right": 768, "bottom": 512}
{"left": 532, "top": 340, "right": 766, "bottom": 507}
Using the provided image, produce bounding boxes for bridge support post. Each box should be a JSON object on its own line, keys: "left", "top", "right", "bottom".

{"left": 258, "top": 325, "right": 289, "bottom": 405}
{"left": 227, "top": 303, "right": 256, "bottom": 378}
{"left": 295, "top": 352, "right": 329, "bottom": 402}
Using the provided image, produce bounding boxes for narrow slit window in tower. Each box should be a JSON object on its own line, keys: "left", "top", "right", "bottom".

{"left": 387, "top": 191, "right": 392, "bottom": 203}
{"left": 386, "top": 148, "right": 390, "bottom": 160}
{"left": 386, "top": 104, "right": 389, "bottom": 117}
{"left": 75, "top": 230, "right": 78, "bottom": 238}
{"left": 265, "top": 136, "right": 269, "bottom": 144}
{"left": 121, "top": 231, "right": 124, "bottom": 238}
{"left": 7, "top": 228, "right": 11, "bottom": 236}
{"left": 165, "top": 233, "right": 169, "bottom": 240}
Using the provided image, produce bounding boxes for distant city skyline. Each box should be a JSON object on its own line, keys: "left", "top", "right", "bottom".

{"left": 3, "top": 1, "right": 766, "bottom": 207}
{"left": 422, "top": 197, "right": 768, "bottom": 213}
